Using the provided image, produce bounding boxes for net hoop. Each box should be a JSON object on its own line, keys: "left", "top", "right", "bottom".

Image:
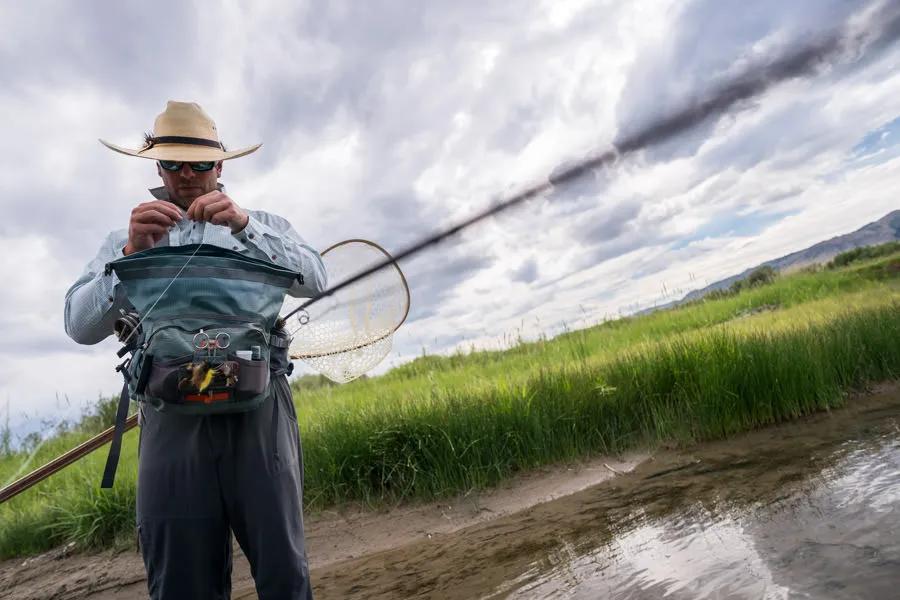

{"left": 290, "top": 238, "right": 409, "bottom": 360}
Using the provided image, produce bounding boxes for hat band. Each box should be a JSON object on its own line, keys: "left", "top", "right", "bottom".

{"left": 140, "top": 135, "right": 224, "bottom": 152}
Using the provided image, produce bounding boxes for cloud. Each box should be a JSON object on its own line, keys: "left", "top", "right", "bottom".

{"left": 403, "top": 244, "right": 493, "bottom": 323}
{"left": 511, "top": 257, "right": 540, "bottom": 284}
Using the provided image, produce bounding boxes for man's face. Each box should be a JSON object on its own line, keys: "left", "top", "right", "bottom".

{"left": 157, "top": 160, "right": 223, "bottom": 210}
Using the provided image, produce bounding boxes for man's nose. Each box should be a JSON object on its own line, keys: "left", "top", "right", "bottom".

{"left": 179, "top": 163, "right": 195, "bottom": 178}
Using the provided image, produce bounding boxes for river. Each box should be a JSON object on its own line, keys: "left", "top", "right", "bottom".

{"left": 312, "top": 386, "right": 900, "bottom": 599}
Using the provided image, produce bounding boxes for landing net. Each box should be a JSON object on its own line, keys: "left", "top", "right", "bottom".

{"left": 281, "top": 239, "right": 410, "bottom": 383}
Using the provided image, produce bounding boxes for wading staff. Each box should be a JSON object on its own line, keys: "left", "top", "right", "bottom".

{"left": 0, "top": 414, "right": 138, "bottom": 504}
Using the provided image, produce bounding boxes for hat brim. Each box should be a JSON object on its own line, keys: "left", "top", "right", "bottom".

{"left": 99, "top": 139, "right": 262, "bottom": 161}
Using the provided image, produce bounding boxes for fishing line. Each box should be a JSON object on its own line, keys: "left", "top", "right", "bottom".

{"left": 118, "top": 242, "right": 204, "bottom": 347}
{"left": 279, "top": 2, "right": 900, "bottom": 326}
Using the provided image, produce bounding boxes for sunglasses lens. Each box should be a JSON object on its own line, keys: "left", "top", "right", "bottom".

{"left": 159, "top": 160, "right": 181, "bottom": 171}
{"left": 158, "top": 161, "right": 215, "bottom": 172}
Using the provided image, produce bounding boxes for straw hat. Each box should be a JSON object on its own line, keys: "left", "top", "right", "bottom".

{"left": 99, "top": 101, "right": 261, "bottom": 162}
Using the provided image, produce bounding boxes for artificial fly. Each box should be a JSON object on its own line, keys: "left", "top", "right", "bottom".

{"left": 178, "top": 361, "right": 237, "bottom": 393}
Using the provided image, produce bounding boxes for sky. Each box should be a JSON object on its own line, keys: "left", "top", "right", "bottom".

{"left": 1, "top": 0, "right": 899, "bottom": 440}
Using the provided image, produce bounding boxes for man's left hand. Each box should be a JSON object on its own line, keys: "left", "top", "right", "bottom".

{"left": 188, "top": 190, "right": 250, "bottom": 234}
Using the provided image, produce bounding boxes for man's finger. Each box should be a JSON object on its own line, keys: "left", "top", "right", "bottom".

{"left": 135, "top": 210, "right": 178, "bottom": 227}
{"left": 189, "top": 191, "right": 223, "bottom": 219}
{"left": 187, "top": 198, "right": 204, "bottom": 221}
{"left": 201, "top": 199, "right": 231, "bottom": 222}
{"left": 133, "top": 223, "right": 169, "bottom": 236}
{"left": 136, "top": 201, "right": 182, "bottom": 221}
{"left": 195, "top": 190, "right": 223, "bottom": 202}
{"left": 209, "top": 210, "right": 234, "bottom": 226}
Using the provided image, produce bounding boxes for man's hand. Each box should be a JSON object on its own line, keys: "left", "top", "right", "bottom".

{"left": 187, "top": 190, "right": 250, "bottom": 234}
{"left": 124, "top": 201, "right": 183, "bottom": 255}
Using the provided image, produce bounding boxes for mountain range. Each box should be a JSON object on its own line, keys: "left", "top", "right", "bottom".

{"left": 675, "top": 209, "right": 900, "bottom": 305}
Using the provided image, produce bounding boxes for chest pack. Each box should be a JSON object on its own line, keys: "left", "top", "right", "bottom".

{"left": 100, "top": 244, "right": 303, "bottom": 487}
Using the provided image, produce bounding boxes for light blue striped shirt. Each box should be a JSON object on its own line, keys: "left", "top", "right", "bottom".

{"left": 64, "top": 185, "right": 327, "bottom": 345}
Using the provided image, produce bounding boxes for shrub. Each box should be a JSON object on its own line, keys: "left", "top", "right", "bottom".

{"left": 828, "top": 241, "right": 900, "bottom": 269}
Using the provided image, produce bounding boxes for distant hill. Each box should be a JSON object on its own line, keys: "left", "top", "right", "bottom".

{"left": 677, "top": 209, "right": 900, "bottom": 304}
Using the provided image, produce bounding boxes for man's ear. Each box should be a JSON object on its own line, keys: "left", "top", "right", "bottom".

{"left": 216, "top": 161, "right": 223, "bottom": 177}
{"left": 157, "top": 162, "right": 163, "bottom": 177}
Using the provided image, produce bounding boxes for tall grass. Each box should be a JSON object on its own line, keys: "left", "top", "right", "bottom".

{"left": 1, "top": 250, "right": 900, "bottom": 558}
{"left": 0, "top": 431, "right": 139, "bottom": 557}
{"left": 299, "top": 303, "right": 900, "bottom": 507}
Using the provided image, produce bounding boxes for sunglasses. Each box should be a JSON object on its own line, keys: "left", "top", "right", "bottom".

{"left": 158, "top": 160, "right": 217, "bottom": 172}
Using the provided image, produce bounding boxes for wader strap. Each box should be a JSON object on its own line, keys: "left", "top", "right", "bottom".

{"left": 271, "top": 362, "right": 294, "bottom": 377}
{"left": 101, "top": 380, "right": 131, "bottom": 488}
{"left": 270, "top": 327, "right": 293, "bottom": 377}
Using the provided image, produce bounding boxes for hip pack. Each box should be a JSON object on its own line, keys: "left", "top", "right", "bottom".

{"left": 100, "top": 244, "right": 304, "bottom": 486}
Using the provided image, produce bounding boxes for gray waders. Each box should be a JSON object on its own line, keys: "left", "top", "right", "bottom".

{"left": 136, "top": 345, "right": 313, "bottom": 599}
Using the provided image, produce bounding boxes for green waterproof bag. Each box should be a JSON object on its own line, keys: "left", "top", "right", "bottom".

{"left": 107, "top": 244, "right": 301, "bottom": 415}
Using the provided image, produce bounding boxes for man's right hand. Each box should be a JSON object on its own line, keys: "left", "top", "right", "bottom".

{"left": 123, "top": 201, "right": 183, "bottom": 255}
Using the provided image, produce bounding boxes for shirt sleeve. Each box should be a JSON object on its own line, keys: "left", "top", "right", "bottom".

{"left": 233, "top": 211, "right": 328, "bottom": 298}
{"left": 64, "top": 230, "right": 134, "bottom": 345}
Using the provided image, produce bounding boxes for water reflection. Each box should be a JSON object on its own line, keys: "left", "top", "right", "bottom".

{"left": 504, "top": 423, "right": 900, "bottom": 599}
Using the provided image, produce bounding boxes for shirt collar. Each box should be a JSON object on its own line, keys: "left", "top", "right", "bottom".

{"left": 148, "top": 182, "right": 226, "bottom": 201}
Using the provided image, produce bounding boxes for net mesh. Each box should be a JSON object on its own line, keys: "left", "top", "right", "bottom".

{"left": 282, "top": 240, "right": 409, "bottom": 383}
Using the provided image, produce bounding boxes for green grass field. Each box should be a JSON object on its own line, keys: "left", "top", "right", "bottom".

{"left": 2, "top": 248, "right": 899, "bottom": 558}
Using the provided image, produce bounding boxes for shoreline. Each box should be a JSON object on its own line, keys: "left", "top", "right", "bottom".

{"left": 0, "top": 451, "right": 649, "bottom": 600}
{"left": 303, "top": 450, "right": 648, "bottom": 570}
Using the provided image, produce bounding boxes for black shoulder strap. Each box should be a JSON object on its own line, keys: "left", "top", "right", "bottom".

{"left": 101, "top": 380, "right": 131, "bottom": 488}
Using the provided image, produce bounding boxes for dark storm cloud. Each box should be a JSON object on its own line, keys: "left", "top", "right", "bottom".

{"left": 233, "top": 2, "right": 530, "bottom": 164}
{"left": 490, "top": 103, "right": 553, "bottom": 154}
{"left": 403, "top": 246, "right": 492, "bottom": 323}
{"left": 571, "top": 201, "right": 642, "bottom": 244}
{"left": 701, "top": 100, "right": 829, "bottom": 171}
{"left": 511, "top": 257, "right": 539, "bottom": 284}
{"left": 1, "top": 1, "right": 194, "bottom": 107}
{"left": 358, "top": 189, "right": 445, "bottom": 250}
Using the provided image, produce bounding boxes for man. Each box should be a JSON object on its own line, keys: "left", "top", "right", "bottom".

{"left": 64, "top": 101, "right": 325, "bottom": 599}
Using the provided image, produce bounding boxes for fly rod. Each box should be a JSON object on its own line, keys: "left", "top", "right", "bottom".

{"left": 278, "top": 7, "right": 892, "bottom": 325}
{"left": 0, "top": 414, "right": 138, "bottom": 504}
